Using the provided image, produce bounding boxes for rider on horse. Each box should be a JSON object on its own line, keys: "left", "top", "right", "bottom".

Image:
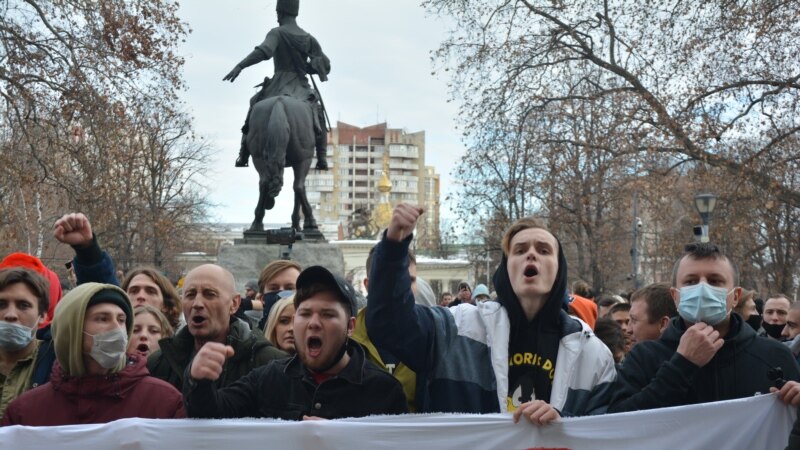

{"left": 223, "top": 0, "right": 330, "bottom": 170}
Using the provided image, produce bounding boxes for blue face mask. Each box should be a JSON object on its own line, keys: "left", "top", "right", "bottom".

{"left": 0, "top": 321, "right": 36, "bottom": 351}
{"left": 678, "top": 282, "right": 731, "bottom": 326}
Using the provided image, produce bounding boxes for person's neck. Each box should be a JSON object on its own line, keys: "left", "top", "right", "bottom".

{"left": 712, "top": 315, "right": 733, "bottom": 338}
{"left": 0, "top": 341, "right": 37, "bottom": 375}
{"left": 317, "top": 351, "right": 350, "bottom": 376}
{"left": 194, "top": 327, "right": 229, "bottom": 352}
{"left": 519, "top": 294, "right": 547, "bottom": 322}
{"left": 279, "top": 16, "right": 298, "bottom": 27}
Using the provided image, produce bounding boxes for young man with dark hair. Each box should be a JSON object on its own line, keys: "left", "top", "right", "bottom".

{"left": 606, "top": 302, "right": 632, "bottom": 353}
{"left": 0, "top": 268, "right": 51, "bottom": 417}
{"left": 183, "top": 266, "right": 407, "bottom": 420}
{"left": 366, "top": 204, "right": 615, "bottom": 424}
{"left": 609, "top": 242, "right": 800, "bottom": 412}
{"left": 629, "top": 283, "right": 677, "bottom": 346}
{"left": 439, "top": 292, "right": 453, "bottom": 306}
{"left": 762, "top": 294, "right": 792, "bottom": 340}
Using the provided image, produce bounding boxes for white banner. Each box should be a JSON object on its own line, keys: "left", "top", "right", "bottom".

{"left": 0, "top": 394, "right": 794, "bottom": 450}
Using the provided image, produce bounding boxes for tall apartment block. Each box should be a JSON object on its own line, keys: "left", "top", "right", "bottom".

{"left": 306, "top": 121, "right": 440, "bottom": 250}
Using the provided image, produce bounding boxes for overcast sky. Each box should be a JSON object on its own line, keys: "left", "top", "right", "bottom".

{"left": 177, "top": 1, "right": 462, "bottom": 226}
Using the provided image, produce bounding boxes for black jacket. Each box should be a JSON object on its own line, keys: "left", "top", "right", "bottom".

{"left": 609, "top": 313, "right": 800, "bottom": 412}
{"left": 183, "top": 341, "right": 408, "bottom": 420}
{"left": 148, "top": 318, "right": 286, "bottom": 391}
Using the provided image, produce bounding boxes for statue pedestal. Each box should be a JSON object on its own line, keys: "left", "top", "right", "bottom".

{"left": 218, "top": 237, "right": 344, "bottom": 292}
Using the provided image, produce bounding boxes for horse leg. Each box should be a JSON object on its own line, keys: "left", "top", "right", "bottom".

{"left": 249, "top": 181, "right": 266, "bottom": 231}
{"left": 291, "top": 192, "right": 301, "bottom": 233}
{"left": 293, "top": 159, "right": 317, "bottom": 230}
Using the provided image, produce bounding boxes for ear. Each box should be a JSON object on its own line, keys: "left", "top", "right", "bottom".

{"left": 730, "top": 287, "right": 742, "bottom": 309}
{"left": 363, "top": 278, "right": 369, "bottom": 292}
{"left": 670, "top": 287, "right": 680, "bottom": 308}
{"left": 230, "top": 293, "right": 241, "bottom": 315}
{"left": 659, "top": 316, "right": 670, "bottom": 333}
{"left": 346, "top": 316, "right": 356, "bottom": 337}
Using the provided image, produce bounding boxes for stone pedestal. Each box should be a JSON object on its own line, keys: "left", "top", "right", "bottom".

{"left": 218, "top": 241, "right": 345, "bottom": 292}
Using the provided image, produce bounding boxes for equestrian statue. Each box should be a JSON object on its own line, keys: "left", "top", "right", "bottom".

{"left": 223, "top": 0, "right": 330, "bottom": 233}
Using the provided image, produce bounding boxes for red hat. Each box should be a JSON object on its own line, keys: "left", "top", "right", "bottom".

{"left": 0, "top": 252, "right": 64, "bottom": 328}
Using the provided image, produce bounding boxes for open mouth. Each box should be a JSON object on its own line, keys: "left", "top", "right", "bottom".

{"left": 307, "top": 337, "right": 322, "bottom": 357}
{"left": 524, "top": 265, "right": 539, "bottom": 278}
{"left": 136, "top": 343, "right": 150, "bottom": 353}
{"left": 191, "top": 315, "right": 207, "bottom": 326}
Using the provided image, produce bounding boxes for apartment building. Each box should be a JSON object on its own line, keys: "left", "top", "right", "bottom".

{"left": 306, "top": 121, "right": 440, "bottom": 249}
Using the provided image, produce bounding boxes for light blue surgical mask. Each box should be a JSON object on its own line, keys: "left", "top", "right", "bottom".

{"left": 0, "top": 321, "right": 36, "bottom": 351}
{"left": 84, "top": 328, "right": 128, "bottom": 369}
{"left": 678, "top": 282, "right": 732, "bottom": 326}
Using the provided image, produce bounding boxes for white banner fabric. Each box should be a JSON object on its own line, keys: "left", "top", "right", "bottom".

{"left": 0, "top": 393, "right": 794, "bottom": 450}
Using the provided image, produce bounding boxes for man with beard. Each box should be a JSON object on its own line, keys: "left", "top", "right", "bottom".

{"left": 366, "top": 204, "right": 615, "bottom": 424}
{"left": 183, "top": 266, "right": 407, "bottom": 420}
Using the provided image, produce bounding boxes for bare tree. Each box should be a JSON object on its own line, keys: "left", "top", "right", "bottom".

{"left": 431, "top": 0, "right": 800, "bottom": 295}
{"left": 0, "top": 1, "right": 210, "bottom": 277}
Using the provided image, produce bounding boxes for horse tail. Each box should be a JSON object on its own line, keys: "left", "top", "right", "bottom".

{"left": 266, "top": 99, "right": 289, "bottom": 198}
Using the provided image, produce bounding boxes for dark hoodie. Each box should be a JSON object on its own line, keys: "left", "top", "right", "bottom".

{"left": 609, "top": 313, "right": 800, "bottom": 412}
{"left": 493, "top": 239, "right": 568, "bottom": 405}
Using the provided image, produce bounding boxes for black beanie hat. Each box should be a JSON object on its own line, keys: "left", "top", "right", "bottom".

{"left": 87, "top": 288, "right": 133, "bottom": 330}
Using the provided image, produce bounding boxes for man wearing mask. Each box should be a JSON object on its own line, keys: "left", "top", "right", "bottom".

{"left": 733, "top": 289, "right": 762, "bottom": 331}
{"left": 0, "top": 268, "right": 50, "bottom": 417}
{"left": 761, "top": 294, "right": 792, "bottom": 340}
{"left": 609, "top": 243, "right": 800, "bottom": 412}
{"left": 148, "top": 264, "right": 285, "bottom": 391}
{"left": 2, "top": 283, "right": 184, "bottom": 425}
{"left": 183, "top": 266, "right": 407, "bottom": 420}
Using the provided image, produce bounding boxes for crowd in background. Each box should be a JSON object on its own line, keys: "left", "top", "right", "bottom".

{"left": 1, "top": 204, "right": 800, "bottom": 447}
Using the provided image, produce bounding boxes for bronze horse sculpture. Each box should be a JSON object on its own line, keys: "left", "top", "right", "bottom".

{"left": 246, "top": 95, "right": 318, "bottom": 233}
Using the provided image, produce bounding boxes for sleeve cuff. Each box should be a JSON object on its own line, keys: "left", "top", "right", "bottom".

{"left": 379, "top": 230, "right": 413, "bottom": 262}
{"left": 72, "top": 234, "right": 103, "bottom": 266}
{"left": 670, "top": 352, "right": 701, "bottom": 375}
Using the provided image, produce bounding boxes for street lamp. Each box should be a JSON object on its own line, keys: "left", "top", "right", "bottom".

{"left": 694, "top": 193, "right": 717, "bottom": 243}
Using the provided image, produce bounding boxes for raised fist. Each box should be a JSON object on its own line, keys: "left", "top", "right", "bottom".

{"left": 54, "top": 213, "right": 93, "bottom": 248}
{"left": 386, "top": 203, "right": 424, "bottom": 242}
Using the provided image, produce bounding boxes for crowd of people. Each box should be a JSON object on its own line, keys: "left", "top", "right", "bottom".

{"left": 1, "top": 203, "right": 799, "bottom": 446}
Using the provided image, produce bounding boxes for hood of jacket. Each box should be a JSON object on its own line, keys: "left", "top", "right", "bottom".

{"left": 51, "top": 283, "right": 133, "bottom": 376}
{"left": 492, "top": 235, "right": 569, "bottom": 338}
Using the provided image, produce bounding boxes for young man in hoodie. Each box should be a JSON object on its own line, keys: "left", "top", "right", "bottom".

{"left": 2, "top": 283, "right": 185, "bottom": 425}
{"left": 366, "top": 204, "right": 616, "bottom": 424}
{"left": 608, "top": 243, "right": 800, "bottom": 412}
